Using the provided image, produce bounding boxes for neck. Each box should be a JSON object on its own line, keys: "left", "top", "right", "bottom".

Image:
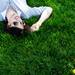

{"left": 6, "top": 6, "right": 18, "bottom": 21}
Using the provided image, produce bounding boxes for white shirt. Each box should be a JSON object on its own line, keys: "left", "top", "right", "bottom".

{"left": 0, "top": 0, "right": 47, "bottom": 21}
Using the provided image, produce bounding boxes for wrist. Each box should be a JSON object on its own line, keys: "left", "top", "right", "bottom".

{"left": 37, "top": 21, "right": 42, "bottom": 27}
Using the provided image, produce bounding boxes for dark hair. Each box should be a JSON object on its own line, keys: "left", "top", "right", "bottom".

{"left": 4, "top": 19, "right": 31, "bottom": 36}
{"left": 4, "top": 18, "right": 24, "bottom": 36}
{"left": 7, "top": 27, "right": 24, "bottom": 36}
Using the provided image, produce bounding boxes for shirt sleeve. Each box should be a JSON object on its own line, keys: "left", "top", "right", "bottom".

{"left": 0, "top": 13, "right": 3, "bottom": 21}
{"left": 1, "top": 9, "right": 7, "bottom": 20}
{"left": 22, "top": 6, "right": 47, "bottom": 19}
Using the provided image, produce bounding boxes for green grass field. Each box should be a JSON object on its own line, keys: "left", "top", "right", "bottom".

{"left": 0, "top": 0, "right": 75, "bottom": 75}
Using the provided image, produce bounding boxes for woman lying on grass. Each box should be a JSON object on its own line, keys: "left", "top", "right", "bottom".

{"left": 0, "top": 0, "right": 53, "bottom": 36}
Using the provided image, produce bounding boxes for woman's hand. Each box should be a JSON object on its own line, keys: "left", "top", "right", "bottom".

{"left": 30, "top": 22, "right": 41, "bottom": 32}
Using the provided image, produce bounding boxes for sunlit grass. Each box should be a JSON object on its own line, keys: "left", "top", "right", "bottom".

{"left": 0, "top": 0, "right": 75, "bottom": 75}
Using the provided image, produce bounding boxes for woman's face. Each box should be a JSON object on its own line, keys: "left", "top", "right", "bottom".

{"left": 6, "top": 8, "right": 25, "bottom": 29}
{"left": 7, "top": 15, "right": 25, "bottom": 29}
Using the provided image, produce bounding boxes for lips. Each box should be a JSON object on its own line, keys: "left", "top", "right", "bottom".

{"left": 15, "top": 16, "right": 20, "bottom": 20}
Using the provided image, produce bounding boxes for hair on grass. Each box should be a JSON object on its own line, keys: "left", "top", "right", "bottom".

{"left": 4, "top": 17, "right": 31, "bottom": 36}
{"left": 4, "top": 24, "right": 31, "bottom": 36}
{"left": 7, "top": 27, "right": 24, "bottom": 36}
{"left": 3, "top": 19, "right": 24, "bottom": 36}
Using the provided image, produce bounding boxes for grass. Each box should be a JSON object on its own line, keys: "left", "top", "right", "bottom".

{"left": 0, "top": 0, "right": 75, "bottom": 75}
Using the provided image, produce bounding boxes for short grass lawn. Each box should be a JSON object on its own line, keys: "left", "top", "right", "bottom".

{"left": 0, "top": 0, "right": 75, "bottom": 75}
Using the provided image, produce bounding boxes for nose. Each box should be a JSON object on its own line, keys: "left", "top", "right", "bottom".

{"left": 16, "top": 22, "right": 24, "bottom": 29}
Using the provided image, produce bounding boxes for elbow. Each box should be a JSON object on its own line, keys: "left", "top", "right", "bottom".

{"left": 46, "top": 7, "right": 53, "bottom": 15}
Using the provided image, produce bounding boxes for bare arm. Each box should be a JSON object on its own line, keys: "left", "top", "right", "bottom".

{"left": 30, "top": 7, "right": 53, "bottom": 32}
